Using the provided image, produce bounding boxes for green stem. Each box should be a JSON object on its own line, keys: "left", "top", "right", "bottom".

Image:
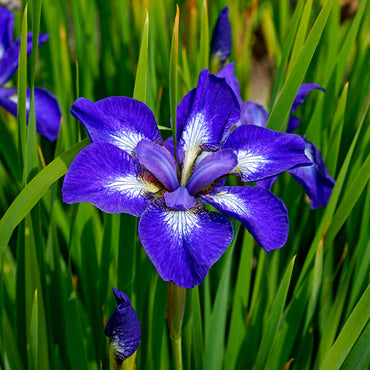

{"left": 171, "top": 336, "right": 183, "bottom": 370}
{"left": 167, "top": 282, "right": 186, "bottom": 370}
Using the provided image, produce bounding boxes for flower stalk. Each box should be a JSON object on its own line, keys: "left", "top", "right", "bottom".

{"left": 167, "top": 282, "right": 186, "bottom": 370}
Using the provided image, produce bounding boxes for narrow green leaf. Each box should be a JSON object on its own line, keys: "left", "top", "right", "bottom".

{"left": 133, "top": 10, "right": 149, "bottom": 101}
{"left": 169, "top": 6, "right": 179, "bottom": 156}
{"left": 321, "top": 284, "right": 370, "bottom": 370}
{"left": 267, "top": 0, "right": 334, "bottom": 132}
{"left": 287, "top": 0, "right": 312, "bottom": 76}
{"left": 191, "top": 286, "right": 204, "bottom": 370}
{"left": 325, "top": 151, "right": 370, "bottom": 245}
{"left": 325, "top": 83, "right": 348, "bottom": 175}
{"left": 253, "top": 256, "right": 296, "bottom": 370}
{"left": 198, "top": 0, "right": 209, "bottom": 72}
{"left": 17, "top": 5, "right": 28, "bottom": 182}
{"left": 30, "top": 290, "right": 39, "bottom": 370}
{"left": 204, "top": 223, "right": 240, "bottom": 370}
{"left": 0, "top": 139, "right": 89, "bottom": 255}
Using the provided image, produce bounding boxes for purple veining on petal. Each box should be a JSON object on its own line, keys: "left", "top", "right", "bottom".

{"left": 71, "top": 97, "right": 162, "bottom": 155}
{"left": 223, "top": 125, "right": 312, "bottom": 183}
{"left": 186, "top": 149, "right": 237, "bottom": 195}
{"left": 136, "top": 139, "right": 179, "bottom": 192}
{"left": 138, "top": 198, "right": 233, "bottom": 288}
{"left": 200, "top": 186, "right": 289, "bottom": 252}
{"left": 62, "top": 142, "right": 160, "bottom": 216}
{"left": 164, "top": 187, "right": 196, "bottom": 210}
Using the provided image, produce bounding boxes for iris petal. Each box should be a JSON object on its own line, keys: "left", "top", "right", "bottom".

{"left": 105, "top": 288, "right": 141, "bottom": 363}
{"left": 200, "top": 186, "right": 289, "bottom": 252}
{"left": 0, "top": 7, "right": 14, "bottom": 59}
{"left": 240, "top": 101, "right": 269, "bottom": 127}
{"left": 289, "top": 139, "right": 335, "bottom": 209}
{"left": 62, "top": 143, "right": 160, "bottom": 216}
{"left": 223, "top": 125, "right": 312, "bottom": 182}
{"left": 0, "top": 33, "right": 48, "bottom": 85}
{"left": 70, "top": 97, "right": 162, "bottom": 156}
{"left": 0, "top": 86, "right": 61, "bottom": 142}
{"left": 186, "top": 149, "right": 237, "bottom": 195}
{"left": 136, "top": 139, "right": 179, "bottom": 191}
{"left": 176, "top": 70, "right": 240, "bottom": 183}
{"left": 138, "top": 198, "right": 233, "bottom": 288}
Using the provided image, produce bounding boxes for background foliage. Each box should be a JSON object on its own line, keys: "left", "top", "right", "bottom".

{"left": 0, "top": 0, "right": 369, "bottom": 369}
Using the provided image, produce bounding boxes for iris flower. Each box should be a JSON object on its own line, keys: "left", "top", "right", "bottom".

{"left": 63, "top": 70, "right": 311, "bottom": 288}
{"left": 105, "top": 288, "right": 141, "bottom": 367}
{"left": 218, "top": 63, "right": 335, "bottom": 209}
{"left": 0, "top": 6, "right": 61, "bottom": 141}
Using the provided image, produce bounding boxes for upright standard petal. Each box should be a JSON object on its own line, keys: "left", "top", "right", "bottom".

{"left": 138, "top": 198, "right": 233, "bottom": 288}
{"left": 217, "top": 63, "right": 244, "bottom": 108}
{"left": 289, "top": 139, "right": 335, "bottom": 209}
{"left": 0, "top": 87, "right": 61, "bottom": 141}
{"left": 176, "top": 70, "right": 240, "bottom": 184}
{"left": 201, "top": 186, "right": 289, "bottom": 252}
{"left": 240, "top": 101, "right": 269, "bottom": 127}
{"left": 70, "top": 97, "right": 162, "bottom": 156}
{"left": 136, "top": 139, "right": 179, "bottom": 191}
{"left": 0, "top": 6, "right": 14, "bottom": 59}
{"left": 223, "top": 125, "right": 312, "bottom": 183}
{"left": 186, "top": 149, "right": 237, "bottom": 195}
{"left": 105, "top": 288, "right": 141, "bottom": 365}
{"left": 210, "top": 7, "right": 232, "bottom": 66}
{"left": 287, "top": 83, "right": 326, "bottom": 133}
{"left": 62, "top": 143, "right": 161, "bottom": 216}
{"left": 0, "top": 33, "right": 48, "bottom": 85}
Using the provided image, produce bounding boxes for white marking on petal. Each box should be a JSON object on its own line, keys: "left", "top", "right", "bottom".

{"left": 107, "top": 174, "right": 159, "bottom": 198}
{"left": 208, "top": 191, "right": 251, "bottom": 216}
{"left": 231, "top": 150, "right": 270, "bottom": 178}
{"left": 162, "top": 208, "right": 200, "bottom": 240}
{"left": 8, "top": 94, "right": 30, "bottom": 110}
{"left": 109, "top": 130, "right": 146, "bottom": 156}
{"left": 180, "top": 112, "right": 210, "bottom": 185}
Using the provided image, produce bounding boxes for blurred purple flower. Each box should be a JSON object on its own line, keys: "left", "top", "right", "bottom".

{"left": 105, "top": 288, "right": 141, "bottom": 366}
{"left": 210, "top": 7, "right": 232, "bottom": 67}
{"left": 0, "top": 6, "right": 61, "bottom": 141}
{"left": 62, "top": 70, "right": 311, "bottom": 288}
{"left": 217, "top": 63, "right": 335, "bottom": 208}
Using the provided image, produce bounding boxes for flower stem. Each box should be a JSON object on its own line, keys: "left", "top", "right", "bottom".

{"left": 167, "top": 282, "right": 186, "bottom": 370}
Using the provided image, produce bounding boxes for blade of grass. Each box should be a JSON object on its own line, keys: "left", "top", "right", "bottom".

{"left": 253, "top": 256, "right": 296, "bottom": 370}
{"left": 0, "top": 138, "right": 89, "bottom": 255}
{"left": 267, "top": 0, "right": 334, "bottom": 132}
{"left": 321, "top": 284, "right": 370, "bottom": 370}
{"left": 133, "top": 10, "right": 149, "bottom": 101}
{"left": 169, "top": 5, "right": 179, "bottom": 156}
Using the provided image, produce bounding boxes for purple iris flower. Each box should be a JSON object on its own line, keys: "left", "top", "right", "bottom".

{"left": 217, "top": 63, "right": 335, "bottom": 209}
{"left": 0, "top": 6, "right": 61, "bottom": 141}
{"left": 105, "top": 288, "right": 141, "bottom": 365}
{"left": 210, "top": 7, "right": 232, "bottom": 66}
{"left": 62, "top": 70, "right": 311, "bottom": 288}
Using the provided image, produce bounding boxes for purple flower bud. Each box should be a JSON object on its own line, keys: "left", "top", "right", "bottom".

{"left": 105, "top": 288, "right": 141, "bottom": 366}
{"left": 210, "top": 7, "right": 232, "bottom": 66}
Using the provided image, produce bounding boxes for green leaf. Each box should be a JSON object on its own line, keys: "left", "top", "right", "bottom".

{"left": 169, "top": 6, "right": 179, "bottom": 156}
{"left": 325, "top": 151, "right": 370, "bottom": 246}
{"left": 133, "top": 10, "right": 149, "bottom": 101}
{"left": 253, "top": 256, "right": 296, "bottom": 370}
{"left": 198, "top": 0, "right": 209, "bottom": 72}
{"left": 321, "top": 284, "right": 370, "bottom": 370}
{"left": 204, "top": 223, "right": 240, "bottom": 370}
{"left": 267, "top": 0, "right": 334, "bottom": 132}
{"left": 0, "top": 139, "right": 89, "bottom": 256}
